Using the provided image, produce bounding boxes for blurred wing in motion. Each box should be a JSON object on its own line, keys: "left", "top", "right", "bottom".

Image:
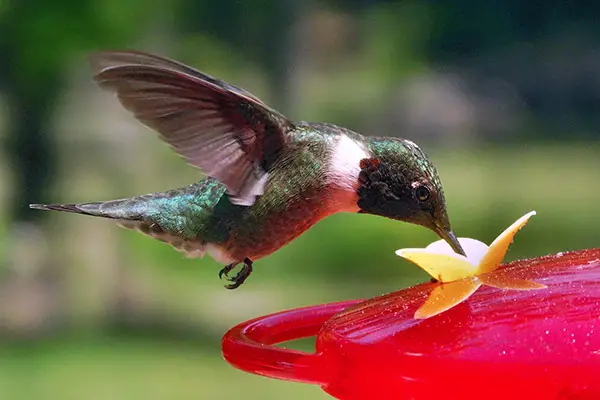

{"left": 90, "top": 50, "right": 293, "bottom": 206}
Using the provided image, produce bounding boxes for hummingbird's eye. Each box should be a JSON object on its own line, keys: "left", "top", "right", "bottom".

{"left": 415, "top": 185, "right": 430, "bottom": 202}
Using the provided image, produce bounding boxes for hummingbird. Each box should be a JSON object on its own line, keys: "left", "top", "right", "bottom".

{"left": 30, "top": 50, "right": 465, "bottom": 289}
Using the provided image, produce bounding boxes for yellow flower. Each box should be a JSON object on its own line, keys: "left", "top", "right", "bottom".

{"left": 396, "top": 211, "right": 546, "bottom": 319}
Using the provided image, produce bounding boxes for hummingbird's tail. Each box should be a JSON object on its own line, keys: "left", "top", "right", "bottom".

{"left": 29, "top": 199, "right": 145, "bottom": 221}
{"left": 30, "top": 189, "right": 214, "bottom": 259}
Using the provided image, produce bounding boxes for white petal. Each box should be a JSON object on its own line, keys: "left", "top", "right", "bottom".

{"left": 425, "top": 238, "right": 489, "bottom": 265}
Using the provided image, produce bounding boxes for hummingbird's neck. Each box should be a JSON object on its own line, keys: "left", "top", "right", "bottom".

{"left": 326, "top": 133, "right": 369, "bottom": 212}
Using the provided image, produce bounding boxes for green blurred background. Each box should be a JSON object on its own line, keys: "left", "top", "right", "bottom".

{"left": 1, "top": 0, "right": 599, "bottom": 399}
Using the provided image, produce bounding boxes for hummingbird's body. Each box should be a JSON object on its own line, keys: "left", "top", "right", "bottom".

{"left": 31, "top": 51, "right": 465, "bottom": 288}
{"left": 62, "top": 122, "right": 366, "bottom": 264}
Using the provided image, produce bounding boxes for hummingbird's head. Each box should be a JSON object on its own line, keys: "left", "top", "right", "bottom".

{"left": 357, "top": 137, "right": 465, "bottom": 256}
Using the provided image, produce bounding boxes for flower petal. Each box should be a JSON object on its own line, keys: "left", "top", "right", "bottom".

{"left": 477, "top": 211, "right": 537, "bottom": 275}
{"left": 414, "top": 278, "right": 481, "bottom": 319}
{"left": 426, "top": 238, "right": 489, "bottom": 265}
{"left": 479, "top": 271, "right": 547, "bottom": 290}
{"left": 396, "top": 249, "right": 478, "bottom": 282}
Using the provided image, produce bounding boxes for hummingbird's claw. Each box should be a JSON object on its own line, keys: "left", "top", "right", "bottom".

{"left": 219, "top": 258, "right": 254, "bottom": 289}
{"left": 219, "top": 263, "right": 235, "bottom": 280}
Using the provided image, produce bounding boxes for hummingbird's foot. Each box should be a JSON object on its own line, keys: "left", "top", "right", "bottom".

{"left": 219, "top": 258, "right": 253, "bottom": 289}
{"left": 219, "top": 263, "right": 236, "bottom": 280}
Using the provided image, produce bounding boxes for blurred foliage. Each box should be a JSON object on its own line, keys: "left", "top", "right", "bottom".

{"left": 0, "top": 0, "right": 165, "bottom": 220}
{"left": 0, "top": 0, "right": 160, "bottom": 90}
{"left": 0, "top": 0, "right": 599, "bottom": 399}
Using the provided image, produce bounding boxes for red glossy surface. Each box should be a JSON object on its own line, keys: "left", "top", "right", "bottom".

{"left": 222, "top": 249, "right": 600, "bottom": 400}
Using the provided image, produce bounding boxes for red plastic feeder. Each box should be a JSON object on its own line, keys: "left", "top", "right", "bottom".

{"left": 222, "top": 249, "right": 600, "bottom": 400}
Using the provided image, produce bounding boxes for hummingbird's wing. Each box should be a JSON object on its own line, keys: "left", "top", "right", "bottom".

{"left": 89, "top": 50, "right": 293, "bottom": 206}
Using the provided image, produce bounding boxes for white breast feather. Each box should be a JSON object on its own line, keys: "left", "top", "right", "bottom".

{"left": 328, "top": 134, "right": 369, "bottom": 190}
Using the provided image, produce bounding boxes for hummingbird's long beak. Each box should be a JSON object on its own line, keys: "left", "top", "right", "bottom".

{"left": 435, "top": 227, "right": 466, "bottom": 256}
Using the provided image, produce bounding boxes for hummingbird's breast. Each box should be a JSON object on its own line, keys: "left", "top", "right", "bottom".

{"left": 218, "top": 125, "right": 370, "bottom": 261}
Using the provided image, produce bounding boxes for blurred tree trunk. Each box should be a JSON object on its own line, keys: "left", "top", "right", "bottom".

{"left": 0, "top": 0, "right": 162, "bottom": 222}
{"left": 0, "top": 0, "right": 161, "bottom": 337}
{"left": 0, "top": 72, "right": 64, "bottom": 337}
{"left": 5, "top": 78, "right": 60, "bottom": 222}
{"left": 259, "top": 0, "right": 306, "bottom": 115}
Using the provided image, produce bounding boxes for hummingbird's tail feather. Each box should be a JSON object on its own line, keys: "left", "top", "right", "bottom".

{"left": 30, "top": 203, "right": 83, "bottom": 213}
{"left": 29, "top": 180, "right": 227, "bottom": 261}
{"left": 29, "top": 199, "right": 144, "bottom": 221}
{"left": 30, "top": 200, "right": 207, "bottom": 258}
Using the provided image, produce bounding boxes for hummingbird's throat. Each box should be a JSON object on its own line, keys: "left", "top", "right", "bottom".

{"left": 328, "top": 134, "right": 369, "bottom": 192}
